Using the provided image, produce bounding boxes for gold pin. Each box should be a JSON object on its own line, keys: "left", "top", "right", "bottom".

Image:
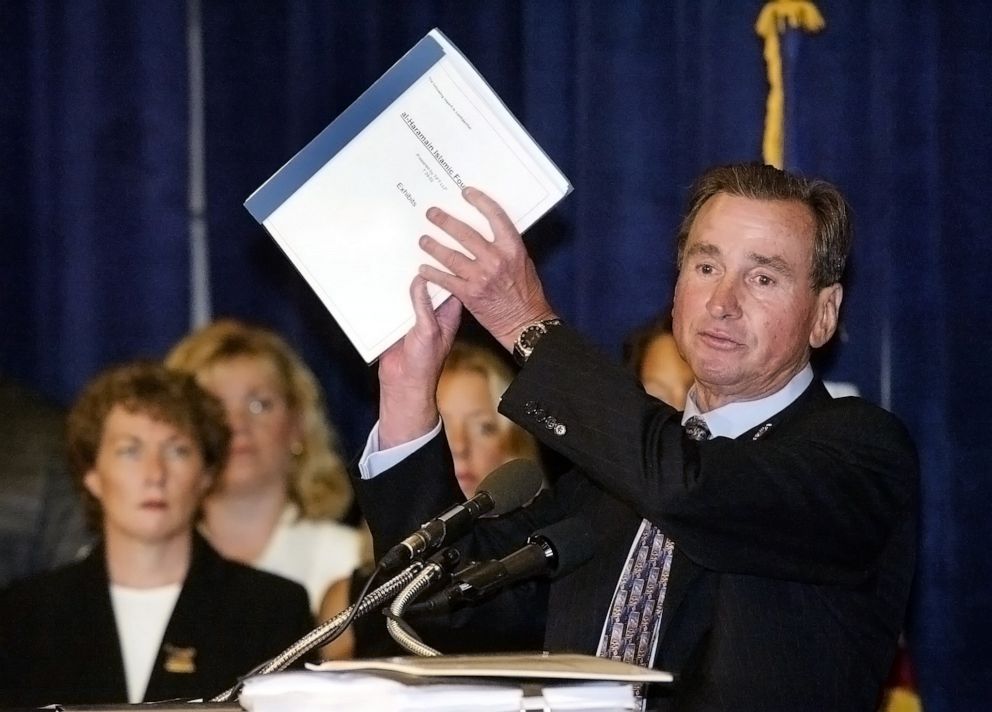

{"left": 163, "top": 644, "right": 196, "bottom": 674}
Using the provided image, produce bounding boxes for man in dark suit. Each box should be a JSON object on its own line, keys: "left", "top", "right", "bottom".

{"left": 354, "top": 163, "right": 918, "bottom": 711}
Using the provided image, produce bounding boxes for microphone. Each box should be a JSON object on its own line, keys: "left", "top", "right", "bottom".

{"left": 378, "top": 458, "right": 543, "bottom": 571}
{"left": 409, "top": 516, "right": 594, "bottom": 615}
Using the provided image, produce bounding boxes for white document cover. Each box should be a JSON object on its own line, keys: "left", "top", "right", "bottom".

{"left": 245, "top": 29, "right": 572, "bottom": 362}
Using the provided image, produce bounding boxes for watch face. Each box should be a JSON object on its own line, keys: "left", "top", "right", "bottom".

{"left": 520, "top": 324, "right": 544, "bottom": 350}
{"left": 514, "top": 319, "right": 561, "bottom": 365}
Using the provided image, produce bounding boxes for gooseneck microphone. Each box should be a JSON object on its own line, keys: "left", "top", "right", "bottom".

{"left": 410, "top": 515, "right": 594, "bottom": 615}
{"left": 378, "top": 458, "right": 544, "bottom": 571}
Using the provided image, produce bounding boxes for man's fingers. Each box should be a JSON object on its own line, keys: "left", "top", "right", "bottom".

{"left": 419, "top": 234, "right": 477, "bottom": 277}
{"left": 435, "top": 293, "right": 463, "bottom": 339}
{"left": 410, "top": 273, "right": 463, "bottom": 334}
{"left": 426, "top": 206, "right": 492, "bottom": 253}
{"left": 461, "top": 187, "right": 517, "bottom": 241}
{"left": 408, "top": 275, "right": 435, "bottom": 324}
{"left": 418, "top": 263, "right": 461, "bottom": 295}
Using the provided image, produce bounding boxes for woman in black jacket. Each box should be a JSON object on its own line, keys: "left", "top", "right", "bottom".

{"left": 0, "top": 361, "right": 313, "bottom": 707}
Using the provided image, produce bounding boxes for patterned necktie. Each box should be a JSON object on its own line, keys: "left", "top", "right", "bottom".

{"left": 599, "top": 415, "right": 710, "bottom": 674}
{"left": 683, "top": 415, "right": 711, "bottom": 443}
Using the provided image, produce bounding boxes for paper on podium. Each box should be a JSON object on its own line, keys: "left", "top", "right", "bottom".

{"left": 308, "top": 652, "right": 673, "bottom": 683}
{"left": 245, "top": 28, "right": 572, "bottom": 363}
{"left": 239, "top": 671, "right": 523, "bottom": 712}
{"left": 238, "top": 653, "right": 670, "bottom": 712}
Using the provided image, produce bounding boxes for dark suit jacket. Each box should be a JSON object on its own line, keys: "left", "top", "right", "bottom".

{"left": 0, "top": 533, "right": 314, "bottom": 707}
{"left": 355, "top": 326, "right": 918, "bottom": 712}
{"left": 0, "top": 375, "right": 91, "bottom": 586}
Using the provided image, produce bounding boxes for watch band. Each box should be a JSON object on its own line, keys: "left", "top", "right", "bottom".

{"left": 512, "top": 318, "right": 563, "bottom": 366}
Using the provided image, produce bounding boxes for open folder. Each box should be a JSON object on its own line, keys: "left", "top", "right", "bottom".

{"left": 245, "top": 28, "right": 572, "bottom": 363}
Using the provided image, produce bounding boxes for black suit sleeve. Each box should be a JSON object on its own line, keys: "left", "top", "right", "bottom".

{"left": 500, "top": 326, "right": 919, "bottom": 586}
{"left": 351, "top": 430, "right": 466, "bottom": 562}
{"left": 351, "top": 430, "right": 558, "bottom": 655}
{"left": 352, "top": 425, "right": 573, "bottom": 565}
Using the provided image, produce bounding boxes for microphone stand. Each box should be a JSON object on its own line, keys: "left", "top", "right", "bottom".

{"left": 385, "top": 548, "right": 459, "bottom": 657}
{"left": 210, "top": 561, "right": 425, "bottom": 702}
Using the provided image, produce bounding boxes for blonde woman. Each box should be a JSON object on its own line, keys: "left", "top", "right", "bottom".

{"left": 437, "top": 340, "right": 540, "bottom": 496}
{"left": 165, "top": 319, "right": 360, "bottom": 612}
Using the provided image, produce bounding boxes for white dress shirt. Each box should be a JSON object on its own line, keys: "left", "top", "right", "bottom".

{"left": 681, "top": 364, "right": 813, "bottom": 438}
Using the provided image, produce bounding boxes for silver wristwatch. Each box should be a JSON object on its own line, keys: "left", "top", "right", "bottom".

{"left": 512, "top": 318, "right": 562, "bottom": 366}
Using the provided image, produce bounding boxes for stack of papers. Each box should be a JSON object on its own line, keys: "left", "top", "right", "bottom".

{"left": 245, "top": 28, "right": 572, "bottom": 363}
{"left": 238, "top": 653, "right": 672, "bottom": 712}
{"left": 240, "top": 671, "right": 523, "bottom": 712}
{"left": 240, "top": 672, "right": 635, "bottom": 712}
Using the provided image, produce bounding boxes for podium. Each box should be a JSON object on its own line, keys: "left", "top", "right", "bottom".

{"left": 0, "top": 656, "right": 671, "bottom": 711}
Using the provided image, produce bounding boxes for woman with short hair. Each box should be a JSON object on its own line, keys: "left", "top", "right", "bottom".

{"left": 0, "top": 361, "right": 313, "bottom": 706}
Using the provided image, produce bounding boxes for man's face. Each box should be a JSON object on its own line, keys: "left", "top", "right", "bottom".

{"left": 672, "top": 193, "right": 842, "bottom": 409}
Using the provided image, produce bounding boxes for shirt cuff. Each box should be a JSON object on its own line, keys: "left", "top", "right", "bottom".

{"left": 357, "top": 419, "right": 443, "bottom": 479}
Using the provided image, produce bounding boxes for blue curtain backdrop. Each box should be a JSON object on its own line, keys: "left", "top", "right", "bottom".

{"left": 1, "top": 2, "right": 989, "bottom": 708}
{"left": 0, "top": 1, "right": 191, "bottom": 399}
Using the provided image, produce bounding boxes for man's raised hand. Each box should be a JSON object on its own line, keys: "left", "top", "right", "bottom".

{"left": 417, "top": 187, "right": 556, "bottom": 351}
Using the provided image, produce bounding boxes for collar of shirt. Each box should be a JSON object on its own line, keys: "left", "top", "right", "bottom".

{"left": 681, "top": 364, "right": 813, "bottom": 439}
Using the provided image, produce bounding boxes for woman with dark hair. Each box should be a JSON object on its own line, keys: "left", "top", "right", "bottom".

{"left": 0, "top": 362, "right": 312, "bottom": 707}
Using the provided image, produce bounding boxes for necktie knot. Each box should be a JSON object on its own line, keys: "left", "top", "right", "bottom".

{"left": 684, "top": 415, "right": 711, "bottom": 442}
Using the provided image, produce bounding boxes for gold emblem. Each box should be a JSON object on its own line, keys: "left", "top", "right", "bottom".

{"left": 163, "top": 643, "right": 196, "bottom": 674}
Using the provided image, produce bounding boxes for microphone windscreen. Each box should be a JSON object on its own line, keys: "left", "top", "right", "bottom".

{"left": 476, "top": 459, "right": 543, "bottom": 515}
{"left": 533, "top": 516, "right": 595, "bottom": 578}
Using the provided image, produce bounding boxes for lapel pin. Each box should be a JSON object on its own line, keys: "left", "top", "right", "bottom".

{"left": 752, "top": 423, "right": 773, "bottom": 440}
{"left": 163, "top": 644, "right": 196, "bottom": 674}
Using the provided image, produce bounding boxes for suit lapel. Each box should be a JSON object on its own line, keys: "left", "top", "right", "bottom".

{"left": 655, "top": 379, "right": 832, "bottom": 654}
{"left": 77, "top": 544, "right": 130, "bottom": 700}
{"left": 738, "top": 378, "right": 831, "bottom": 441}
{"left": 143, "top": 535, "right": 217, "bottom": 702}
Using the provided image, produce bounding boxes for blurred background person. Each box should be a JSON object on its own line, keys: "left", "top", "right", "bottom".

{"left": 166, "top": 319, "right": 361, "bottom": 612}
{"left": 436, "top": 339, "right": 541, "bottom": 496}
{"left": 881, "top": 634, "right": 921, "bottom": 712}
{"left": 320, "top": 339, "right": 543, "bottom": 659}
{"left": 0, "top": 373, "right": 90, "bottom": 586}
{"left": 0, "top": 362, "right": 312, "bottom": 706}
{"left": 622, "top": 312, "right": 694, "bottom": 409}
